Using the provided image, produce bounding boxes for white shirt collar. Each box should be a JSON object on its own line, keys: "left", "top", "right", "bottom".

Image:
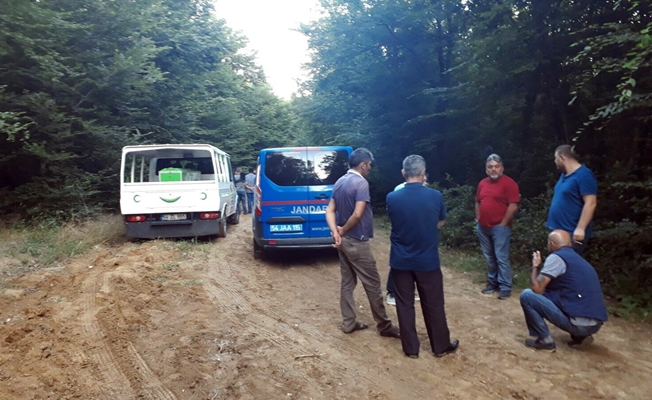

{"left": 348, "top": 169, "right": 364, "bottom": 178}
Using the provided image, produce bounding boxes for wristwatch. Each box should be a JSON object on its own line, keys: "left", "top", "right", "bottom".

{"left": 530, "top": 265, "right": 540, "bottom": 271}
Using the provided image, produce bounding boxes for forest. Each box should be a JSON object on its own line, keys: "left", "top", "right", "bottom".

{"left": 1, "top": 1, "right": 650, "bottom": 313}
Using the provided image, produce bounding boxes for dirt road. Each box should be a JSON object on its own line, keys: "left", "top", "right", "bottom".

{"left": 1, "top": 215, "right": 651, "bottom": 399}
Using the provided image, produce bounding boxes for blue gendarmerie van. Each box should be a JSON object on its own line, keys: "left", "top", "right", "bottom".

{"left": 252, "top": 146, "right": 353, "bottom": 259}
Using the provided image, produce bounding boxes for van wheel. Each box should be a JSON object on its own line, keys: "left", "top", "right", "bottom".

{"left": 228, "top": 211, "right": 240, "bottom": 225}
{"left": 217, "top": 218, "right": 227, "bottom": 238}
{"left": 253, "top": 238, "right": 264, "bottom": 260}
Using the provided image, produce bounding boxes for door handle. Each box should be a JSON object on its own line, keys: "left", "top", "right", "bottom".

{"left": 314, "top": 194, "right": 329, "bottom": 200}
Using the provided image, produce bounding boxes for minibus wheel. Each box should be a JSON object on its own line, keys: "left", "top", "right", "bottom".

{"left": 253, "top": 238, "right": 265, "bottom": 259}
{"left": 216, "top": 218, "right": 227, "bottom": 237}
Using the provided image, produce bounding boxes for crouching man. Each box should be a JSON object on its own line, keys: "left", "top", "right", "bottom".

{"left": 520, "top": 230, "right": 608, "bottom": 352}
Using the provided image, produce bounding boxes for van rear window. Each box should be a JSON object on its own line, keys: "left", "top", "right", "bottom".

{"left": 264, "top": 150, "right": 349, "bottom": 186}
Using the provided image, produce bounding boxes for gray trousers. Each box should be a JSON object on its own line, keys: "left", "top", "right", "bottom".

{"left": 338, "top": 236, "right": 393, "bottom": 333}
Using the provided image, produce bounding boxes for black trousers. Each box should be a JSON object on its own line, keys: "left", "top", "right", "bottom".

{"left": 393, "top": 268, "right": 451, "bottom": 355}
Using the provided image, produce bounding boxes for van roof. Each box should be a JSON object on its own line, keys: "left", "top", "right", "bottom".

{"left": 260, "top": 146, "right": 352, "bottom": 153}
{"left": 122, "top": 144, "right": 230, "bottom": 157}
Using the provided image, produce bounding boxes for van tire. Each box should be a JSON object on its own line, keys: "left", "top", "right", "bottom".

{"left": 228, "top": 211, "right": 240, "bottom": 225}
{"left": 253, "top": 238, "right": 264, "bottom": 260}
{"left": 216, "top": 217, "right": 227, "bottom": 238}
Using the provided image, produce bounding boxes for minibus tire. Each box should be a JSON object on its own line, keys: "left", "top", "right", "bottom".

{"left": 216, "top": 218, "right": 227, "bottom": 238}
{"left": 253, "top": 238, "right": 265, "bottom": 259}
{"left": 228, "top": 211, "right": 240, "bottom": 225}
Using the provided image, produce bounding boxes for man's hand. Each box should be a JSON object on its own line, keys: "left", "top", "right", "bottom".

{"left": 331, "top": 229, "right": 342, "bottom": 248}
{"left": 532, "top": 250, "right": 542, "bottom": 268}
{"left": 573, "top": 227, "right": 585, "bottom": 244}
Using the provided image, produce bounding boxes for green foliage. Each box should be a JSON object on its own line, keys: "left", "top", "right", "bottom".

{"left": 438, "top": 183, "right": 477, "bottom": 250}
{"left": 0, "top": 0, "right": 297, "bottom": 218}
{"left": 298, "top": 0, "right": 652, "bottom": 313}
{"left": 1, "top": 215, "right": 125, "bottom": 274}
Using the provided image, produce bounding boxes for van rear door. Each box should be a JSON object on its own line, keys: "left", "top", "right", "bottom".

{"left": 306, "top": 147, "right": 352, "bottom": 239}
{"left": 259, "top": 149, "right": 310, "bottom": 240}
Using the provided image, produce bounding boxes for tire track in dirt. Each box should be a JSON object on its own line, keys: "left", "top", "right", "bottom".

{"left": 100, "top": 249, "right": 179, "bottom": 400}
{"left": 79, "top": 276, "right": 134, "bottom": 399}
{"left": 204, "top": 252, "right": 399, "bottom": 394}
{"left": 223, "top": 226, "right": 411, "bottom": 391}
{"left": 78, "top": 250, "right": 177, "bottom": 400}
{"left": 128, "top": 342, "right": 177, "bottom": 400}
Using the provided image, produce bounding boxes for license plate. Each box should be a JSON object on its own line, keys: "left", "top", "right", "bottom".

{"left": 161, "top": 213, "right": 187, "bottom": 221}
{"left": 270, "top": 224, "right": 303, "bottom": 233}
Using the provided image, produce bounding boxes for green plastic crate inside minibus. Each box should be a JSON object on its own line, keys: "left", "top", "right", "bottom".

{"left": 159, "top": 167, "right": 186, "bottom": 182}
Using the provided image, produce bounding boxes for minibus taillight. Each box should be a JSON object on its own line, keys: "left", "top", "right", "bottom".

{"left": 199, "top": 212, "right": 220, "bottom": 220}
{"left": 125, "top": 215, "right": 147, "bottom": 223}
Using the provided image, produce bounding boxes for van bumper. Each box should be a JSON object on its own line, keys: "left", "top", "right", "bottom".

{"left": 253, "top": 218, "right": 334, "bottom": 249}
{"left": 125, "top": 219, "right": 220, "bottom": 239}
{"left": 254, "top": 236, "right": 335, "bottom": 250}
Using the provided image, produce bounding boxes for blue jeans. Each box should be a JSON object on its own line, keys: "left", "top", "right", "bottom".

{"left": 520, "top": 289, "right": 603, "bottom": 338}
{"left": 477, "top": 224, "right": 512, "bottom": 291}
{"left": 246, "top": 192, "right": 254, "bottom": 214}
{"left": 237, "top": 191, "right": 247, "bottom": 214}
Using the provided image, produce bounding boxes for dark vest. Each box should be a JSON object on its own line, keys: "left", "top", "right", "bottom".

{"left": 544, "top": 247, "right": 608, "bottom": 322}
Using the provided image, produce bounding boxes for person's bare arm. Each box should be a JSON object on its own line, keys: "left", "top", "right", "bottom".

{"left": 530, "top": 251, "right": 552, "bottom": 294}
{"left": 438, "top": 220, "right": 445, "bottom": 228}
{"left": 498, "top": 203, "right": 519, "bottom": 226}
{"left": 475, "top": 201, "right": 480, "bottom": 221}
{"left": 574, "top": 194, "right": 597, "bottom": 243}
{"left": 325, "top": 199, "right": 341, "bottom": 248}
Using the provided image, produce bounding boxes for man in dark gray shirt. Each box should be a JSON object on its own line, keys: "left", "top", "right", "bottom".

{"left": 326, "top": 148, "right": 400, "bottom": 338}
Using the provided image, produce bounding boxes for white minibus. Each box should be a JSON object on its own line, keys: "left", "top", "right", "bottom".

{"left": 120, "top": 144, "right": 238, "bottom": 239}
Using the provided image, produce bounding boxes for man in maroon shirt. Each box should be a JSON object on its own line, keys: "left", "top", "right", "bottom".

{"left": 475, "top": 154, "right": 520, "bottom": 299}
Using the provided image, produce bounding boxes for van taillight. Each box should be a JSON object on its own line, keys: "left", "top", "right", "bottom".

{"left": 255, "top": 163, "right": 262, "bottom": 217}
{"left": 125, "top": 215, "right": 147, "bottom": 222}
{"left": 200, "top": 212, "right": 220, "bottom": 220}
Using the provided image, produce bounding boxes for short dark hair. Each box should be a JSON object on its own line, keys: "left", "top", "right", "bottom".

{"left": 249, "top": 167, "right": 254, "bottom": 173}
{"left": 555, "top": 145, "right": 578, "bottom": 160}
{"left": 402, "top": 155, "right": 426, "bottom": 178}
{"left": 349, "top": 148, "right": 374, "bottom": 168}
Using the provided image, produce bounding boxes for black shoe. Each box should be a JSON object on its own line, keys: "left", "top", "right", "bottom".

{"left": 497, "top": 290, "right": 512, "bottom": 300}
{"left": 481, "top": 284, "right": 498, "bottom": 294}
{"left": 434, "top": 340, "right": 459, "bottom": 357}
{"left": 405, "top": 353, "right": 419, "bottom": 359}
{"left": 568, "top": 335, "right": 594, "bottom": 347}
{"left": 525, "top": 338, "right": 556, "bottom": 352}
{"left": 379, "top": 326, "right": 400, "bottom": 339}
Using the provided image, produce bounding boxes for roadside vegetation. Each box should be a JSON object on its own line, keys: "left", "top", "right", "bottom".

{"left": 0, "top": 215, "right": 125, "bottom": 286}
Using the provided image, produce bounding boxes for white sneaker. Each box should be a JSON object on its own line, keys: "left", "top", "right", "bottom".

{"left": 414, "top": 292, "right": 420, "bottom": 302}
{"left": 386, "top": 294, "right": 396, "bottom": 306}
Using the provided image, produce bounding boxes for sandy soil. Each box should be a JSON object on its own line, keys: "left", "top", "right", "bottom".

{"left": 0, "top": 214, "right": 651, "bottom": 400}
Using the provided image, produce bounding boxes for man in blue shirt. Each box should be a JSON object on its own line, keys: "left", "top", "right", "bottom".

{"left": 386, "top": 176, "right": 427, "bottom": 306}
{"left": 386, "top": 155, "right": 458, "bottom": 358}
{"left": 546, "top": 145, "right": 598, "bottom": 255}
{"left": 326, "top": 148, "right": 400, "bottom": 339}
